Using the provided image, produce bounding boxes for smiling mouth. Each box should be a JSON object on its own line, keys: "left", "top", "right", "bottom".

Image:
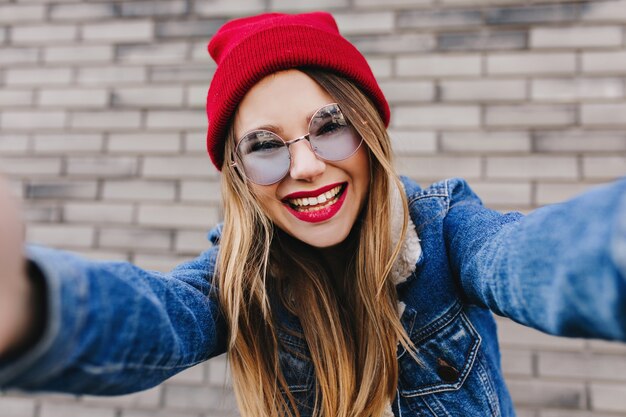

{"left": 285, "top": 183, "right": 346, "bottom": 212}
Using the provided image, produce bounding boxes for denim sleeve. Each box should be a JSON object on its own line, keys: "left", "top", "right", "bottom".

{"left": 444, "top": 177, "right": 626, "bottom": 341}
{"left": 0, "top": 245, "right": 227, "bottom": 395}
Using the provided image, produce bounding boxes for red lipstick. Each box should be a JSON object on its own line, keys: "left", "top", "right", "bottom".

{"left": 282, "top": 182, "right": 344, "bottom": 200}
{"left": 284, "top": 183, "right": 348, "bottom": 223}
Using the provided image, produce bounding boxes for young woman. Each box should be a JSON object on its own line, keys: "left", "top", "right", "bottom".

{"left": 0, "top": 11, "right": 625, "bottom": 417}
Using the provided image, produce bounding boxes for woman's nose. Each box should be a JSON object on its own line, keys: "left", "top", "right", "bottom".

{"left": 288, "top": 139, "right": 325, "bottom": 182}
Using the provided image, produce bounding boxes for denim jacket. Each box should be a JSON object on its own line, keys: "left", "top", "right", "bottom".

{"left": 1, "top": 177, "right": 625, "bottom": 417}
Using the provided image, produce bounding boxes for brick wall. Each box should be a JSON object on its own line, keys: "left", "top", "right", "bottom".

{"left": 0, "top": 0, "right": 625, "bottom": 416}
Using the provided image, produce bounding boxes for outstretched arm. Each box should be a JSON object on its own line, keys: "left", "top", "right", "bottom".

{"left": 0, "top": 198, "right": 227, "bottom": 396}
{"left": 445, "top": 177, "right": 626, "bottom": 341}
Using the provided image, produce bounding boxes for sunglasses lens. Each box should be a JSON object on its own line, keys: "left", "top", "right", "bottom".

{"left": 236, "top": 130, "right": 290, "bottom": 185}
{"left": 309, "top": 104, "right": 362, "bottom": 161}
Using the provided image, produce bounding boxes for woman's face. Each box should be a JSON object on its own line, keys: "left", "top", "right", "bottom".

{"left": 233, "top": 69, "right": 370, "bottom": 248}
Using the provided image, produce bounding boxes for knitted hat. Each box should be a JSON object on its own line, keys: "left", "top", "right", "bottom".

{"left": 205, "top": 11, "right": 390, "bottom": 170}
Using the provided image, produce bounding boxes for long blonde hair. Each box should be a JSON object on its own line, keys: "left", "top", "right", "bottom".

{"left": 217, "top": 68, "right": 413, "bottom": 417}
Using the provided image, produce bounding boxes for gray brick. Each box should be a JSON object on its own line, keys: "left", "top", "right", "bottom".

{"left": 78, "top": 66, "right": 147, "bottom": 85}
{"left": 589, "top": 339, "right": 626, "bottom": 354}
{"left": 0, "top": 47, "right": 38, "bottom": 65}
{"left": 398, "top": 9, "right": 482, "bottom": 29}
{"left": 194, "top": 0, "right": 265, "bottom": 16}
{"left": 379, "top": 80, "right": 434, "bottom": 102}
{"left": 156, "top": 19, "right": 225, "bottom": 39}
{"left": 487, "top": 53, "right": 576, "bottom": 75}
{"left": 501, "top": 348, "right": 533, "bottom": 376}
{"left": 146, "top": 110, "right": 205, "bottom": 129}
{"left": 175, "top": 230, "right": 212, "bottom": 252}
{"left": 121, "top": 0, "right": 188, "bottom": 17}
{"left": 6, "top": 68, "right": 72, "bottom": 86}
{"left": 394, "top": 105, "right": 480, "bottom": 128}
{"left": 23, "top": 204, "right": 62, "bottom": 223}
{"left": 582, "top": 103, "right": 626, "bottom": 126}
{"left": 538, "top": 351, "right": 626, "bottom": 382}
{"left": 12, "top": 24, "right": 78, "bottom": 44}
{"left": 102, "top": 180, "right": 176, "bottom": 201}
{"left": 66, "top": 156, "right": 139, "bottom": 177}
{"left": 363, "top": 57, "right": 391, "bottom": 79}
{"left": 184, "top": 131, "right": 209, "bottom": 153}
{"left": 116, "top": 43, "right": 188, "bottom": 64}
{"left": 582, "top": 51, "right": 626, "bottom": 73}
{"left": 536, "top": 182, "right": 602, "bottom": 205}
{"left": 396, "top": 54, "right": 481, "bottom": 77}
{"left": 534, "top": 131, "right": 626, "bottom": 153}
{"left": 349, "top": 33, "right": 435, "bottom": 54}
{"left": 506, "top": 379, "right": 586, "bottom": 409}
{"left": 83, "top": 21, "right": 154, "bottom": 42}
{"left": 65, "top": 202, "right": 133, "bottom": 224}
{"left": 186, "top": 84, "right": 208, "bottom": 109}
{"left": 99, "top": 228, "right": 171, "bottom": 250}
{"left": 590, "top": 382, "right": 626, "bottom": 412}
{"left": 151, "top": 64, "right": 212, "bottom": 82}
{"left": 1, "top": 110, "right": 66, "bottom": 129}
{"left": 441, "top": 131, "right": 531, "bottom": 152}
{"left": 531, "top": 26, "right": 623, "bottom": 49}
{"left": 70, "top": 111, "right": 141, "bottom": 130}
{"left": 122, "top": 410, "right": 201, "bottom": 417}
{"left": 82, "top": 386, "right": 161, "bottom": 407}
{"left": 471, "top": 181, "right": 532, "bottom": 206}
{"left": 581, "top": 0, "right": 626, "bottom": 21}
{"left": 138, "top": 204, "right": 219, "bottom": 228}
{"left": 0, "top": 89, "right": 33, "bottom": 107}
{"left": 0, "top": 396, "right": 36, "bottom": 417}
{"left": 540, "top": 409, "right": 621, "bottom": 417}
{"left": 0, "top": 5, "right": 45, "bottom": 23}
{"left": 270, "top": 0, "right": 348, "bottom": 12}
{"left": 39, "top": 88, "right": 109, "bottom": 108}
{"left": 0, "top": 135, "right": 29, "bottom": 153}
{"left": 180, "top": 180, "right": 221, "bottom": 203}
{"left": 389, "top": 130, "right": 437, "bottom": 154}
{"left": 27, "top": 224, "right": 94, "bottom": 248}
{"left": 33, "top": 133, "right": 103, "bottom": 153}
{"left": 531, "top": 78, "right": 623, "bottom": 102}
{"left": 45, "top": 45, "right": 113, "bottom": 63}
{"left": 208, "top": 355, "right": 233, "bottom": 386}
{"left": 0, "top": 157, "right": 61, "bottom": 176}
{"left": 112, "top": 86, "right": 184, "bottom": 107}
{"left": 25, "top": 181, "right": 98, "bottom": 199}
{"left": 133, "top": 254, "right": 192, "bottom": 273}
{"left": 438, "top": 30, "right": 526, "bottom": 51}
{"left": 486, "top": 156, "right": 578, "bottom": 180}
{"left": 486, "top": 4, "right": 579, "bottom": 25}
{"left": 395, "top": 156, "right": 481, "bottom": 179}
{"left": 354, "top": 0, "right": 432, "bottom": 7}
{"left": 583, "top": 156, "right": 626, "bottom": 179}
{"left": 169, "top": 363, "right": 206, "bottom": 384}
{"left": 108, "top": 133, "right": 181, "bottom": 153}
{"left": 49, "top": 3, "right": 117, "bottom": 20}
{"left": 334, "top": 12, "right": 394, "bottom": 35}
{"left": 164, "top": 383, "right": 237, "bottom": 411}
{"left": 441, "top": 79, "right": 526, "bottom": 102}
{"left": 486, "top": 105, "right": 576, "bottom": 127}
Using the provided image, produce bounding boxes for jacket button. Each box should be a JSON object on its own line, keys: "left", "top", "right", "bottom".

{"left": 436, "top": 358, "right": 459, "bottom": 383}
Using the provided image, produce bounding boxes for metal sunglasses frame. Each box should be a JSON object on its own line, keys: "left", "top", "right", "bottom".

{"left": 230, "top": 102, "right": 363, "bottom": 185}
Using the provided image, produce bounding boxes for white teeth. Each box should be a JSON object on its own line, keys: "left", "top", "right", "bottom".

{"left": 286, "top": 185, "right": 343, "bottom": 210}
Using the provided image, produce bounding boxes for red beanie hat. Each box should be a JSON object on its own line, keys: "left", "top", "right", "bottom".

{"left": 205, "top": 11, "right": 390, "bottom": 170}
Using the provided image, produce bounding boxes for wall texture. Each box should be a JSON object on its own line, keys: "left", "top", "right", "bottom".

{"left": 0, "top": 0, "right": 625, "bottom": 416}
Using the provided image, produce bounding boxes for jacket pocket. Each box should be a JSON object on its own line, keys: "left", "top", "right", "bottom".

{"left": 397, "top": 301, "right": 482, "bottom": 397}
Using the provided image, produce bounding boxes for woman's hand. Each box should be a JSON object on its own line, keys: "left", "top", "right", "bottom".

{"left": 0, "top": 175, "right": 34, "bottom": 358}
